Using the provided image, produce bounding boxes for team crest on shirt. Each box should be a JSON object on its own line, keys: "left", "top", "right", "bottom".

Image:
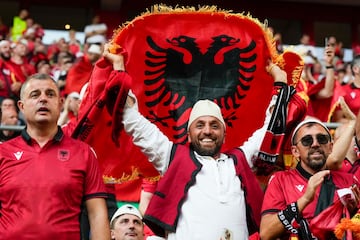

{"left": 58, "top": 149, "right": 70, "bottom": 161}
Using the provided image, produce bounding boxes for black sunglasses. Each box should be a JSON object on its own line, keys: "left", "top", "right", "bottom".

{"left": 295, "top": 134, "right": 330, "bottom": 147}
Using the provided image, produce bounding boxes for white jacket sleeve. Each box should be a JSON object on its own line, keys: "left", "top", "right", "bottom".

{"left": 239, "top": 95, "right": 277, "bottom": 168}
{"left": 122, "top": 92, "right": 173, "bottom": 175}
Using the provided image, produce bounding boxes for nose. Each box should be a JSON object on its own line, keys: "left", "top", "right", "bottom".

{"left": 128, "top": 222, "right": 136, "bottom": 229}
{"left": 202, "top": 124, "right": 211, "bottom": 134}
{"left": 311, "top": 136, "right": 320, "bottom": 147}
{"left": 39, "top": 93, "right": 48, "bottom": 102}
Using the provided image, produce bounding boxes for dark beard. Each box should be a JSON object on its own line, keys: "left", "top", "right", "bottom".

{"left": 307, "top": 148, "right": 327, "bottom": 171}
{"left": 1, "top": 53, "right": 10, "bottom": 61}
{"left": 190, "top": 142, "right": 222, "bottom": 158}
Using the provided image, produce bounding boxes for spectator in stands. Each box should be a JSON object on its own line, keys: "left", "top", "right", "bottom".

{"left": 294, "top": 33, "right": 317, "bottom": 65}
{"left": 48, "top": 37, "right": 75, "bottom": 66}
{"left": 260, "top": 118, "right": 359, "bottom": 239}
{"left": 35, "top": 59, "right": 51, "bottom": 75}
{"left": 84, "top": 15, "right": 108, "bottom": 46}
{"left": 30, "top": 41, "right": 49, "bottom": 67}
{"left": 0, "top": 16, "right": 9, "bottom": 40}
{"left": 10, "top": 40, "right": 36, "bottom": 84}
{"left": 0, "top": 40, "right": 25, "bottom": 102}
{"left": 304, "top": 61, "right": 324, "bottom": 84}
{"left": 0, "top": 107, "right": 21, "bottom": 142}
{"left": 63, "top": 44, "right": 101, "bottom": 95}
{"left": 332, "top": 55, "right": 360, "bottom": 122}
{"left": 0, "top": 39, "right": 11, "bottom": 61}
{"left": 58, "top": 91, "right": 81, "bottom": 126}
{"left": 10, "top": 9, "right": 29, "bottom": 42}
{"left": 1, "top": 97, "right": 26, "bottom": 125}
{"left": 305, "top": 44, "right": 339, "bottom": 122}
{"left": 68, "top": 28, "right": 82, "bottom": 56}
{"left": 342, "top": 62, "right": 354, "bottom": 85}
{"left": 0, "top": 73, "right": 110, "bottom": 239}
{"left": 110, "top": 204, "right": 144, "bottom": 240}
{"left": 330, "top": 98, "right": 358, "bottom": 173}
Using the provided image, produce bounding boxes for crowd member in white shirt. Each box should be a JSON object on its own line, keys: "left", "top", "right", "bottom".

{"left": 84, "top": 15, "right": 108, "bottom": 46}
{"left": 102, "top": 44, "right": 289, "bottom": 240}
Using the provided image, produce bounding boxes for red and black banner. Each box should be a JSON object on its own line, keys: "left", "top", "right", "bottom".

{"left": 74, "top": 5, "right": 281, "bottom": 183}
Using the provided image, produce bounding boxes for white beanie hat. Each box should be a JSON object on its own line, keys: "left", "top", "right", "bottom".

{"left": 87, "top": 44, "right": 102, "bottom": 55}
{"left": 187, "top": 99, "right": 225, "bottom": 130}
{"left": 291, "top": 118, "right": 331, "bottom": 145}
{"left": 110, "top": 204, "right": 142, "bottom": 226}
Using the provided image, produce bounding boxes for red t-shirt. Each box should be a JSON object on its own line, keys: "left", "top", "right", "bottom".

{"left": 0, "top": 129, "right": 107, "bottom": 239}
{"left": 339, "top": 82, "right": 360, "bottom": 115}
{"left": 261, "top": 164, "right": 357, "bottom": 238}
{"left": 306, "top": 79, "right": 342, "bottom": 122}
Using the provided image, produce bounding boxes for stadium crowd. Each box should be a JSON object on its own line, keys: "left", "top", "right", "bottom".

{"left": 1, "top": 7, "right": 360, "bottom": 240}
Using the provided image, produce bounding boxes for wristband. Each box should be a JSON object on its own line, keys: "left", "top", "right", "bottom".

{"left": 277, "top": 202, "right": 299, "bottom": 234}
{"left": 325, "top": 65, "right": 334, "bottom": 69}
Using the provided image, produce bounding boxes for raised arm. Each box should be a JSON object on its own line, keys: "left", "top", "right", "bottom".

{"left": 326, "top": 97, "right": 356, "bottom": 170}
{"left": 103, "top": 44, "right": 173, "bottom": 175}
{"left": 240, "top": 62, "right": 287, "bottom": 165}
{"left": 316, "top": 45, "right": 335, "bottom": 98}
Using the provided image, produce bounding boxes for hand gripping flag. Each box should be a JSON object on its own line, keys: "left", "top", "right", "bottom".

{"left": 253, "top": 51, "right": 308, "bottom": 177}
{"left": 73, "top": 4, "right": 283, "bottom": 183}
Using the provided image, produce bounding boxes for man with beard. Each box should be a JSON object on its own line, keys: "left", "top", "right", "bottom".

{"left": 0, "top": 40, "right": 17, "bottom": 102}
{"left": 260, "top": 118, "right": 360, "bottom": 240}
{"left": 0, "top": 40, "right": 11, "bottom": 61}
{"left": 102, "top": 44, "right": 288, "bottom": 239}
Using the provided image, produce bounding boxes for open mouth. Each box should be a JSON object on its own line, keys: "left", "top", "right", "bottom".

{"left": 37, "top": 107, "right": 49, "bottom": 113}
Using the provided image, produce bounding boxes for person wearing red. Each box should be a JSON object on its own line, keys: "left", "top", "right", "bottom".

{"left": 0, "top": 40, "right": 16, "bottom": 102}
{"left": 63, "top": 44, "right": 102, "bottom": 96}
{"left": 260, "top": 119, "right": 360, "bottom": 240}
{"left": 305, "top": 44, "right": 338, "bottom": 122}
{"left": 332, "top": 55, "right": 360, "bottom": 122}
{"left": 0, "top": 73, "right": 110, "bottom": 239}
{"left": 5, "top": 40, "right": 36, "bottom": 101}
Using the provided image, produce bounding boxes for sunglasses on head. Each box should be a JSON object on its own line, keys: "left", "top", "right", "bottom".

{"left": 295, "top": 134, "right": 330, "bottom": 147}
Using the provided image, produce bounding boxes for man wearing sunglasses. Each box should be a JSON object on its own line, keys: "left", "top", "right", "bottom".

{"left": 260, "top": 118, "right": 360, "bottom": 240}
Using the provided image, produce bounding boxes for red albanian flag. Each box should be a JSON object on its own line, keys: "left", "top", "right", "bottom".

{"left": 75, "top": 5, "right": 278, "bottom": 183}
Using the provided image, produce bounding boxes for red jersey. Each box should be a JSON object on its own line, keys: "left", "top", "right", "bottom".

{"left": 339, "top": 82, "right": 360, "bottom": 115}
{"left": 306, "top": 79, "right": 342, "bottom": 122}
{"left": 0, "top": 128, "right": 107, "bottom": 239}
{"left": 7, "top": 58, "right": 36, "bottom": 83}
{"left": 261, "top": 164, "right": 357, "bottom": 239}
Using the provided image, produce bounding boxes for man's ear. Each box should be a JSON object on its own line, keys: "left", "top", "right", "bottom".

{"left": 17, "top": 100, "right": 24, "bottom": 111}
{"left": 291, "top": 145, "right": 300, "bottom": 159}
{"left": 59, "top": 96, "right": 65, "bottom": 110}
{"left": 110, "top": 229, "right": 115, "bottom": 240}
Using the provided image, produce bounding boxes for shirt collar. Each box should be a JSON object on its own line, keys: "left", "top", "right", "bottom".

{"left": 21, "top": 126, "right": 64, "bottom": 145}
{"left": 296, "top": 162, "right": 313, "bottom": 180}
{"left": 193, "top": 151, "right": 228, "bottom": 162}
